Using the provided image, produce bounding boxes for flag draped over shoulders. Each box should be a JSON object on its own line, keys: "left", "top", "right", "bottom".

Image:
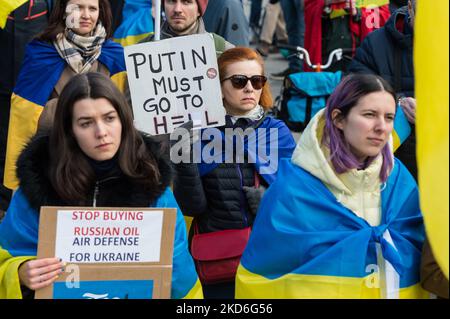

{"left": 236, "top": 158, "right": 427, "bottom": 298}
{"left": 4, "top": 39, "right": 127, "bottom": 190}
{"left": 113, "top": 0, "right": 154, "bottom": 46}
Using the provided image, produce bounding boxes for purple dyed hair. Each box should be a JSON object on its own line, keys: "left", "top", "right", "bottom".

{"left": 322, "top": 74, "right": 397, "bottom": 182}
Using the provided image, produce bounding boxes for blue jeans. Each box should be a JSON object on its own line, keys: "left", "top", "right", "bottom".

{"left": 280, "top": 0, "right": 305, "bottom": 72}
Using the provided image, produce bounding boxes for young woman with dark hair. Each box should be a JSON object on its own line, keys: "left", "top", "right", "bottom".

{"left": 0, "top": 73, "right": 202, "bottom": 299}
{"left": 48, "top": 71, "right": 159, "bottom": 202}
{"left": 4, "top": 0, "right": 128, "bottom": 191}
{"left": 236, "top": 73, "right": 427, "bottom": 299}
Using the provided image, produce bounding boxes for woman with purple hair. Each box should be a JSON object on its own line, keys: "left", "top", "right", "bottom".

{"left": 235, "top": 73, "right": 427, "bottom": 298}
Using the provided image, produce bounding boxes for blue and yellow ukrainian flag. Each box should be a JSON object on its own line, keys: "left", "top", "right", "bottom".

{"left": 355, "top": 0, "right": 389, "bottom": 5}
{"left": 113, "top": 0, "right": 154, "bottom": 46}
{"left": 0, "top": 0, "right": 27, "bottom": 28}
{"left": 0, "top": 188, "right": 202, "bottom": 299}
{"left": 392, "top": 104, "right": 411, "bottom": 151}
{"left": 3, "top": 39, "right": 127, "bottom": 190}
{"left": 415, "top": 0, "right": 449, "bottom": 279}
{"left": 236, "top": 159, "right": 428, "bottom": 298}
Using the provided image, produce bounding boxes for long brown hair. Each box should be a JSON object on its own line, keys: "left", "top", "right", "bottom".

{"left": 49, "top": 73, "right": 160, "bottom": 202}
{"left": 218, "top": 47, "right": 273, "bottom": 110}
{"left": 37, "top": 0, "right": 113, "bottom": 42}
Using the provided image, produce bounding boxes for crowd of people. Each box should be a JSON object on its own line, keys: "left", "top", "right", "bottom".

{"left": 0, "top": 0, "right": 447, "bottom": 300}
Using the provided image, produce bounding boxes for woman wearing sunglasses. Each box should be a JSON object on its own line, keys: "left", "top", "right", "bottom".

{"left": 172, "top": 47, "right": 296, "bottom": 299}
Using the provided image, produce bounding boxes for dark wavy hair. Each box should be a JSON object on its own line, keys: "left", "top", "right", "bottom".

{"left": 322, "top": 73, "right": 396, "bottom": 182}
{"left": 49, "top": 73, "right": 160, "bottom": 202}
{"left": 37, "top": 0, "right": 113, "bottom": 42}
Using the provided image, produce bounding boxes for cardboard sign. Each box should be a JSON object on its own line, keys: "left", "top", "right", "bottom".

{"left": 125, "top": 33, "right": 226, "bottom": 135}
{"left": 35, "top": 207, "right": 176, "bottom": 299}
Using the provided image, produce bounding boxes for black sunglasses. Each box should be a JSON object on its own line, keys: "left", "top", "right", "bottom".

{"left": 222, "top": 75, "right": 267, "bottom": 90}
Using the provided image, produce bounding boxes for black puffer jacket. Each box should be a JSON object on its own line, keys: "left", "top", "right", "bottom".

{"left": 348, "top": 6, "right": 417, "bottom": 179}
{"left": 16, "top": 133, "right": 172, "bottom": 210}
{"left": 173, "top": 116, "right": 267, "bottom": 234}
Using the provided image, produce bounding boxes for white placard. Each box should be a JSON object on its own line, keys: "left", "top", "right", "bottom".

{"left": 54, "top": 209, "right": 163, "bottom": 263}
{"left": 124, "top": 33, "right": 226, "bottom": 135}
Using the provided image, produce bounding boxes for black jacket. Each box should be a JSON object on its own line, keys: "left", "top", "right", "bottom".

{"left": 348, "top": 6, "right": 417, "bottom": 179}
{"left": 16, "top": 133, "right": 172, "bottom": 211}
{"left": 348, "top": 6, "right": 414, "bottom": 96}
{"left": 173, "top": 116, "right": 268, "bottom": 234}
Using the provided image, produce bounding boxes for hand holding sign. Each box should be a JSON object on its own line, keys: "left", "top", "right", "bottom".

{"left": 125, "top": 33, "right": 226, "bottom": 135}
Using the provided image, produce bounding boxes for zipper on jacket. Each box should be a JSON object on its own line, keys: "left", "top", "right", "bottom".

{"left": 92, "top": 182, "right": 99, "bottom": 207}
{"left": 92, "top": 176, "right": 120, "bottom": 207}
{"left": 236, "top": 164, "right": 249, "bottom": 227}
